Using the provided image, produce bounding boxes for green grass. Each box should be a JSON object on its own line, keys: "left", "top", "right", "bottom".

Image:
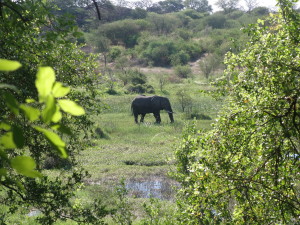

{"left": 78, "top": 71, "right": 222, "bottom": 209}
{"left": 1, "top": 69, "right": 223, "bottom": 224}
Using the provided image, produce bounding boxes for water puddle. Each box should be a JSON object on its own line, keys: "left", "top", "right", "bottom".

{"left": 125, "top": 177, "right": 179, "bottom": 200}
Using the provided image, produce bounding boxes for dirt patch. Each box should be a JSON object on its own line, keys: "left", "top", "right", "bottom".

{"left": 138, "top": 67, "right": 174, "bottom": 75}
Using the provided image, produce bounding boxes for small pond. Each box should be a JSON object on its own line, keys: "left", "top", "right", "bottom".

{"left": 125, "top": 176, "right": 179, "bottom": 200}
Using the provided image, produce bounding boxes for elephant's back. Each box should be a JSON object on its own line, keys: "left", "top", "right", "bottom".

{"left": 131, "top": 96, "right": 155, "bottom": 113}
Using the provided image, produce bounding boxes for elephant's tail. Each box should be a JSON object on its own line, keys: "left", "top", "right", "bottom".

{"left": 131, "top": 102, "right": 134, "bottom": 115}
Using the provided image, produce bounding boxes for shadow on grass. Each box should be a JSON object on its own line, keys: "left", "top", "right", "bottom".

{"left": 123, "top": 160, "right": 167, "bottom": 166}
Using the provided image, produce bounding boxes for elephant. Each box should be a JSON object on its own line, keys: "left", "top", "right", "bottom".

{"left": 131, "top": 95, "right": 174, "bottom": 124}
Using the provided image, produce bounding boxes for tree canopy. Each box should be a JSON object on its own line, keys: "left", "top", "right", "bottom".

{"left": 174, "top": 0, "right": 300, "bottom": 223}
{"left": 0, "top": 0, "right": 107, "bottom": 223}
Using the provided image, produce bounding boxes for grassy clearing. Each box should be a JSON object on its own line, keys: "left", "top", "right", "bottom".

{"left": 7, "top": 68, "right": 223, "bottom": 224}
{"left": 75, "top": 70, "right": 223, "bottom": 223}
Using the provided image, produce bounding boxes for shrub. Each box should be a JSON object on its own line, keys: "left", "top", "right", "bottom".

{"left": 129, "top": 70, "right": 147, "bottom": 85}
{"left": 204, "top": 14, "right": 227, "bottom": 29}
{"left": 174, "top": 65, "right": 192, "bottom": 78}
{"left": 252, "top": 6, "right": 269, "bottom": 15}
{"left": 126, "top": 84, "right": 155, "bottom": 94}
{"left": 142, "top": 39, "right": 177, "bottom": 66}
{"left": 94, "top": 127, "right": 110, "bottom": 139}
{"left": 189, "top": 112, "right": 212, "bottom": 120}
{"left": 108, "top": 46, "right": 124, "bottom": 62}
{"left": 171, "top": 50, "right": 190, "bottom": 66}
{"left": 179, "top": 42, "right": 203, "bottom": 60}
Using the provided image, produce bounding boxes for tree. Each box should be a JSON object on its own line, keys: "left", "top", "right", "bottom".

{"left": 215, "top": 0, "right": 240, "bottom": 13}
{"left": 134, "top": 0, "right": 154, "bottom": 10}
{"left": 97, "top": 19, "right": 149, "bottom": 47}
{"left": 0, "top": 1, "right": 107, "bottom": 223}
{"left": 174, "top": 0, "right": 300, "bottom": 223}
{"left": 184, "top": 0, "right": 212, "bottom": 13}
{"left": 156, "top": 74, "right": 169, "bottom": 92}
{"left": 158, "top": 0, "right": 185, "bottom": 13}
{"left": 244, "top": 0, "right": 258, "bottom": 12}
{"left": 86, "top": 34, "right": 111, "bottom": 67}
{"left": 176, "top": 89, "right": 193, "bottom": 112}
{"left": 199, "top": 53, "right": 220, "bottom": 79}
{"left": 147, "top": 13, "right": 181, "bottom": 35}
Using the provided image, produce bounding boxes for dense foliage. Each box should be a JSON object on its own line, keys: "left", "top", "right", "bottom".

{"left": 174, "top": 0, "right": 300, "bottom": 223}
{"left": 0, "top": 0, "right": 107, "bottom": 223}
{"left": 1, "top": 0, "right": 299, "bottom": 224}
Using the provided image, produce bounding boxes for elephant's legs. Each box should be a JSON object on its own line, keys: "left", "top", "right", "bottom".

{"left": 168, "top": 113, "right": 174, "bottom": 123}
{"left": 153, "top": 113, "right": 161, "bottom": 124}
{"left": 140, "top": 113, "right": 146, "bottom": 123}
{"left": 134, "top": 113, "right": 139, "bottom": 123}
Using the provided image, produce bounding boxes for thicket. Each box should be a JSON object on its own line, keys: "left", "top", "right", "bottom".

{"left": 0, "top": 1, "right": 108, "bottom": 223}
{"left": 174, "top": 0, "right": 300, "bottom": 223}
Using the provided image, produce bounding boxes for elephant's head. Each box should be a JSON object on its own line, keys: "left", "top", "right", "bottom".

{"left": 152, "top": 96, "right": 174, "bottom": 123}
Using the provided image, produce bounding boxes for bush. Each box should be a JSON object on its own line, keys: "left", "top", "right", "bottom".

{"left": 252, "top": 6, "right": 269, "bottom": 15}
{"left": 126, "top": 84, "right": 155, "bottom": 94}
{"left": 136, "top": 36, "right": 203, "bottom": 67}
{"left": 171, "top": 50, "right": 190, "bottom": 66}
{"left": 108, "top": 46, "right": 124, "bottom": 62}
{"left": 94, "top": 127, "right": 110, "bottom": 139}
{"left": 174, "top": 65, "right": 192, "bottom": 78}
{"left": 142, "top": 39, "right": 177, "bottom": 66}
{"left": 204, "top": 14, "right": 227, "bottom": 29}
{"left": 129, "top": 70, "right": 147, "bottom": 85}
{"left": 189, "top": 112, "right": 212, "bottom": 120}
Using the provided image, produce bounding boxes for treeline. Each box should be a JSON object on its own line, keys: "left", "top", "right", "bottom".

{"left": 55, "top": 0, "right": 271, "bottom": 69}
{"left": 58, "top": 0, "right": 271, "bottom": 94}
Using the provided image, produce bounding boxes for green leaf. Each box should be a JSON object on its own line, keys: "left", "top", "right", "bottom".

{"left": 0, "top": 132, "right": 16, "bottom": 149}
{"left": 0, "top": 126, "right": 24, "bottom": 149}
{"left": 3, "top": 92, "right": 19, "bottom": 115}
{"left": 58, "top": 99, "right": 85, "bottom": 116}
{"left": 25, "top": 98, "right": 36, "bottom": 103}
{"left": 11, "top": 156, "right": 42, "bottom": 178}
{"left": 51, "top": 124, "right": 73, "bottom": 136}
{"left": 12, "top": 126, "right": 25, "bottom": 148}
{"left": 52, "top": 82, "right": 70, "bottom": 98}
{"left": 42, "top": 95, "right": 56, "bottom": 123}
{"left": 20, "top": 104, "right": 40, "bottom": 121}
{"left": 0, "top": 168, "right": 7, "bottom": 176}
{"left": 34, "top": 126, "right": 67, "bottom": 158}
{"left": 0, "top": 122, "right": 11, "bottom": 131}
{"left": 35, "top": 67, "right": 55, "bottom": 102}
{"left": 0, "top": 59, "right": 22, "bottom": 71}
{"left": 51, "top": 106, "right": 62, "bottom": 123}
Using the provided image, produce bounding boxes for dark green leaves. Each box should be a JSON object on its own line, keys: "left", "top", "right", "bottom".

{"left": 174, "top": 2, "right": 300, "bottom": 223}
{"left": 34, "top": 126, "right": 67, "bottom": 158}
{"left": 3, "top": 92, "right": 19, "bottom": 115}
